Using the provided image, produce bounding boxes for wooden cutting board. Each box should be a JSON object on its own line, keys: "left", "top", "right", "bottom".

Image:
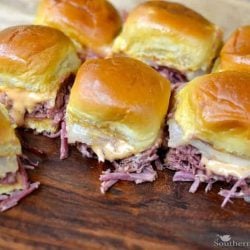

{"left": 0, "top": 130, "right": 249, "bottom": 250}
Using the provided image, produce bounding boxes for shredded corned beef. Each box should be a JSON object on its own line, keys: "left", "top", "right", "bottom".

{"left": 165, "top": 145, "right": 250, "bottom": 207}
{"left": 0, "top": 159, "right": 40, "bottom": 212}
{"left": 152, "top": 65, "right": 187, "bottom": 85}
{"left": 60, "top": 121, "right": 68, "bottom": 160}
{"left": 35, "top": 76, "right": 75, "bottom": 159}
{"left": 43, "top": 130, "right": 61, "bottom": 139}
{"left": 18, "top": 154, "right": 39, "bottom": 170}
{"left": 26, "top": 75, "right": 72, "bottom": 128}
{"left": 0, "top": 182, "right": 39, "bottom": 212}
{"left": 76, "top": 143, "right": 95, "bottom": 159}
{"left": 100, "top": 165, "right": 157, "bottom": 193}
{"left": 72, "top": 139, "right": 163, "bottom": 193}
{"left": 100, "top": 143, "right": 162, "bottom": 193}
{"left": 0, "top": 75, "right": 73, "bottom": 137}
{"left": 34, "top": 76, "right": 73, "bottom": 159}
{"left": 0, "top": 172, "right": 17, "bottom": 185}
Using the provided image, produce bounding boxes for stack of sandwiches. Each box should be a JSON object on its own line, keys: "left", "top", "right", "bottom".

{"left": 0, "top": 0, "right": 249, "bottom": 211}
{"left": 0, "top": 103, "right": 39, "bottom": 212}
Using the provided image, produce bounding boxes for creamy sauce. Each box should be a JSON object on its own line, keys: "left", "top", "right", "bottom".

{"left": 1, "top": 88, "right": 55, "bottom": 126}
{"left": 92, "top": 141, "right": 134, "bottom": 162}
{"left": 202, "top": 157, "right": 250, "bottom": 179}
{"left": 191, "top": 138, "right": 250, "bottom": 179}
{"left": 168, "top": 119, "right": 250, "bottom": 179}
{"left": 67, "top": 123, "right": 134, "bottom": 162}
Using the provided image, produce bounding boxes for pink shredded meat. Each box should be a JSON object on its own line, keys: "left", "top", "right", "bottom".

{"left": 73, "top": 140, "right": 163, "bottom": 193}
{"left": 0, "top": 172, "right": 17, "bottom": 185}
{"left": 76, "top": 143, "right": 95, "bottom": 159}
{"left": 19, "top": 154, "right": 39, "bottom": 170}
{"left": 165, "top": 145, "right": 250, "bottom": 207}
{"left": 0, "top": 182, "right": 39, "bottom": 212}
{"left": 100, "top": 143, "right": 162, "bottom": 193}
{"left": 0, "top": 75, "right": 73, "bottom": 138}
{"left": 100, "top": 165, "right": 157, "bottom": 193}
{"left": 60, "top": 121, "right": 69, "bottom": 160}
{"left": 25, "top": 76, "right": 74, "bottom": 159}
{"left": 152, "top": 65, "right": 187, "bottom": 85}
{"left": 0, "top": 158, "right": 40, "bottom": 212}
{"left": 26, "top": 76, "right": 72, "bottom": 127}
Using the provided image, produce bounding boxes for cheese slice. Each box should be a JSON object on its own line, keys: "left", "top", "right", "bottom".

{"left": 168, "top": 119, "right": 250, "bottom": 179}
{"left": 202, "top": 158, "right": 250, "bottom": 179}
{"left": 0, "top": 87, "right": 57, "bottom": 126}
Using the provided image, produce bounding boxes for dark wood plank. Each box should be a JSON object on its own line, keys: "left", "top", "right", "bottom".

{"left": 0, "top": 130, "right": 249, "bottom": 250}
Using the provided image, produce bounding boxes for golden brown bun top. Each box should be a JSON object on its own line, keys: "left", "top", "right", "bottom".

{"left": 67, "top": 57, "right": 171, "bottom": 160}
{"left": 112, "top": 1, "right": 222, "bottom": 73}
{"left": 125, "top": 1, "right": 216, "bottom": 40}
{"left": 214, "top": 25, "right": 250, "bottom": 72}
{"left": 35, "top": 0, "right": 122, "bottom": 55}
{"left": 222, "top": 25, "right": 250, "bottom": 55}
{"left": 0, "top": 104, "right": 21, "bottom": 156}
{"left": 174, "top": 71, "right": 250, "bottom": 158}
{"left": 70, "top": 57, "right": 170, "bottom": 122}
{"left": 0, "top": 25, "right": 80, "bottom": 93}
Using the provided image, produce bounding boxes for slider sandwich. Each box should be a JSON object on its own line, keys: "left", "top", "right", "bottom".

{"left": 112, "top": 1, "right": 222, "bottom": 84}
{"left": 0, "top": 104, "right": 39, "bottom": 212}
{"left": 64, "top": 57, "right": 171, "bottom": 192}
{"left": 213, "top": 25, "right": 250, "bottom": 72}
{"left": 0, "top": 25, "right": 81, "bottom": 135}
{"left": 166, "top": 71, "right": 250, "bottom": 207}
{"left": 35, "top": 0, "right": 122, "bottom": 60}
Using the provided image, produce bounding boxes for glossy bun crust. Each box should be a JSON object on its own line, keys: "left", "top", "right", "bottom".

{"left": 0, "top": 25, "right": 81, "bottom": 132}
{"left": 35, "top": 0, "right": 122, "bottom": 56}
{"left": 174, "top": 71, "right": 250, "bottom": 158}
{"left": 213, "top": 26, "right": 250, "bottom": 72}
{"left": 113, "top": 1, "right": 222, "bottom": 73}
{"left": 66, "top": 57, "right": 171, "bottom": 161}
{"left": 0, "top": 25, "right": 80, "bottom": 93}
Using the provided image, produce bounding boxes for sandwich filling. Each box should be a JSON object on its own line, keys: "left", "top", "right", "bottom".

{"left": 165, "top": 119, "right": 250, "bottom": 207}
{"left": 99, "top": 138, "right": 162, "bottom": 193}
{"left": 0, "top": 75, "right": 73, "bottom": 134}
{"left": 61, "top": 123, "right": 164, "bottom": 192}
{"left": 152, "top": 65, "right": 187, "bottom": 85}
{"left": 0, "top": 155, "right": 39, "bottom": 212}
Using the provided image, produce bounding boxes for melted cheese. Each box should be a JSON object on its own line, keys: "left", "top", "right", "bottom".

{"left": 67, "top": 123, "right": 134, "bottom": 162}
{"left": 0, "top": 88, "right": 57, "bottom": 126}
{"left": 191, "top": 140, "right": 250, "bottom": 179}
{"left": 0, "top": 156, "right": 19, "bottom": 179}
{"left": 202, "top": 157, "right": 250, "bottom": 179}
{"left": 92, "top": 141, "right": 134, "bottom": 162}
{"left": 168, "top": 119, "right": 250, "bottom": 179}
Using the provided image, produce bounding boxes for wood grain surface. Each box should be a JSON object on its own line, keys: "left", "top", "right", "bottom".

{"left": 0, "top": 130, "right": 249, "bottom": 250}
